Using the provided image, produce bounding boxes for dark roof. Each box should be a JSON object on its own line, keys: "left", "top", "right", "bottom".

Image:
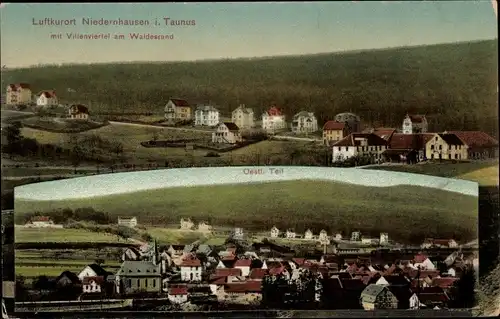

{"left": 37, "top": 90, "right": 56, "bottom": 98}
{"left": 388, "top": 286, "right": 413, "bottom": 302}
{"left": 56, "top": 271, "right": 81, "bottom": 283}
{"left": 407, "top": 114, "right": 426, "bottom": 123}
{"left": 333, "top": 133, "right": 388, "bottom": 147}
{"left": 82, "top": 276, "right": 105, "bottom": 285}
{"left": 212, "top": 268, "right": 242, "bottom": 277}
{"left": 341, "top": 278, "right": 367, "bottom": 291}
{"left": 388, "top": 133, "right": 434, "bottom": 149}
{"left": 69, "top": 104, "right": 89, "bottom": 114}
{"left": 223, "top": 122, "right": 240, "bottom": 131}
{"left": 446, "top": 131, "right": 499, "bottom": 149}
{"left": 116, "top": 261, "right": 160, "bottom": 276}
{"left": 170, "top": 99, "right": 190, "bottom": 107}
{"left": 382, "top": 275, "right": 411, "bottom": 286}
{"left": 437, "top": 133, "right": 464, "bottom": 146}
{"left": 87, "top": 264, "right": 109, "bottom": 277}
{"left": 8, "top": 83, "right": 31, "bottom": 90}
{"left": 372, "top": 128, "right": 397, "bottom": 141}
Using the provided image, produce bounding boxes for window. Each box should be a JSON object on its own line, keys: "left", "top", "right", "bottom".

{"left": 345, "top": 147, "right": 348, "bottom": 151}
{"left": 448, "top": 154, "right": 451, "bottom": 159}
{"left": 439, "top": 145, "right": 442, "bottom": 150}
{"left": 431, "top": 154, "right": 434, "bottom": 159}
{"left": 137, "top": 279, "right": 140, "bottom": 287}
{"left": 430, "top": 145, "right": 434, "bottom": 150}
{"left": 128, "top": 279, "right": 132, "bottom": 287}
{"left": 145, "top": 279, "right": 148, "bottom": 287}
{"left": 338, "top": 147, "right": 341, "bottom": 151}
{"left": 153, "top": 279, "right": 156, "bottom": 288}
{"left": 449, "top": 145, "right": 451, "bottom": 150}
{"left": 435, "top": 137, "right": 438, "bottom": 141}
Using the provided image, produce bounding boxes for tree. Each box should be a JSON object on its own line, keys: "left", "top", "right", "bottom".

{"left": 33, "top": 275, "right": 52, "bottom": 292}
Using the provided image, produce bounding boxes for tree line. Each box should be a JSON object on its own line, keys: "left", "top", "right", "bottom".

{"left": 3, "top": 40, "right": 497, "bottom": 135}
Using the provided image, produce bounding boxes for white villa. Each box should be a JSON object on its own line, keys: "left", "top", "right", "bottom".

{"left": 318, "top": 230, "right": 328, "bottom": 242}
{"left": 197, "top": 222, "right": 212, "bottom": 233}
{"left": 262, "top": 106, "right": 286, "bottom": 133}
{"left": 36, "top": 90, "right": 58, "bottom": 107}
{"left": 291, "top": 111, "right": 318, "bottom": 134}
{"left": 180, "top": 254, "right": 203, "bottom": 282}
{"left": 195, "top": 105, "right": 220, "bottom": 127}
{"left": 212, "top": 122, "right": 243, "bottom": 144}
{"left": 180, "top": 218, "right": 194, "bottom": 230}
{"left": 6, "top": 83, "right": 32, "bottom": 105}
{"left": 380, "top": 233, "right": 389, "bottom": 245}
{"left": 232, "top": 104, "right": 254, "bottom": 129}
{"left": 286, "top": 229, "right": 296, "bottom": 239}
{"left": 118, "top": 217, "right": 137, "bottom": 228}
{"left": 304, "top": 229, "right": 314, "bottom": 240}
{"left": 270, "top": 226, "right": 280, "bottom": 238}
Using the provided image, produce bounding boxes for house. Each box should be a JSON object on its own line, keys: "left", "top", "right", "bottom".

{"left": 68, "top": 104, "right": 89, "bottom": 120}
{"left": 334, "top": 112, "right": 361, "bottom": 134}
{"left": 232, "top": 104, "right": 254, "bottom": 129}
{"left": 167, "top": 245, "right": 185, "bottom": 257}
{"left": 195, "top": 105, "right": 220, "bottom": 127}
{"left": 180, "top": 218, "right": 194, "bottom": 230}
{"left": 413, "top": 254, "right": 436, "bottom": 270}
{"left": 180, "top": 254, "right": 203, "bottom": 282}
{"left": 445, "top": 131, "right": 499, "bottom": 159}
{"left": 379, "top": 233, "right": 389, "bottom": 245}
{"left": 318, "top": 230, "right": 328, "bottom": 242}
{"left": 371, "top": 128, "right": 397, "bottom": 141}
{"left": 375, "top": 275, "right": 411, "bottom": 288}
{"left": 114, "top": 261, "right": 161, "bottom": 295}
{"left": 6, "top": 83, "right": 32, "bottom": 105}
{"left": 425, "top": 133, "right": 468, "bottom": 161}
{"left": 117, "top": 217, "right": 137, "bottom": 228}
{"left": 351, "top": 231, "right": 361, "bottom": 242}
{"left": 122, "top": 247, "right": 141, "bottom": 262}
{"left": 234, "top": 259, "right": 252, "bottom": 277}
{"left": 164, "top": 98, "right": 192, "bottom": 124}
{"left": 322, "top": 121, "right": 346, "bottom": 145}
{"left": 383, "top": 133, "right": 434, "bottom": 164}
{"left": 270, "top": 226, "right": 280, "bottom": 238}
{"left": 222, "top": 281, "right": 263, "bottom": 304}
{"left": 82, "top": 276, "right": 105, "bottom": 294}
{"left": 286, "top": 229, "right": 296, "bottom": 239}
{"left": 291, "top": 111, "right": 318, "bottom": 134}
{"left": 304, "top": 229, "right": 314, "bottom": 240}
{"left": 36, "top": 90, "right": 58, "bottom": 107}
{"left": 197, "top": 222, "right": 212, "bottom": 233}
{"left": 262, "top": 106, "right": 286, "bottom": 133}
{"left": 402, "top": 114, "right": 428, "bottom": 134}
{"left": 387, "top": 286, "right": 415, "bottom": 309}
{"left": 78, "top": 264, "right": 110, "bottom": 281}
{"left": 411, "top": 287, "right": 450, "bottom": 308}
{"left": 331, "top": 133, "right": 388, "bottom": 164}
{"left": 233, "top": 227, "right": 244, "bottom": 240}
{"left": 54, "top": 271, "right": 82, "bottom": 291}
{"left": 360, "top": 284, "right": 398, "bottom": 310}
{"left": 168, "top": 286, "right": 189, "bottom": 304}
{"left": 24, "top": 216, "right": 63, "bottom": 228}
{"left": 212, "top": 122, "right": 243, "bottom": 144}
{"left": 421, "top": 238, "right": 458, "bottom": 249}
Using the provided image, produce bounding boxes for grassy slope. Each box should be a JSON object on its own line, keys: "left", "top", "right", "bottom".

{"left": 15, "top": 227, "right": 129, "bottom": 243}
{"left": 3, "top": 40, "right": 497, "bottom": 135}
{"left": 14, "top": 180, "right": 478, "bottom": 243}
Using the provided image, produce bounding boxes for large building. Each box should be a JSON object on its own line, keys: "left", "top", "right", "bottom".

{"left": 402, "top": 114, "right": 428, "bottom": 134}
{"left": 291, "top": 111, "right": 318, "bottom": 134}
{"left": 332, "top": 133, "right": 388, "bottom": 163}
{"left": 334, "top": 112, "right": 361, "bottom": 134}
{"left": 232, "top": 105, "right": 254, "bottom": 129}
{"left": 5, "top": 83, "right": 32, "bottom": 105}
{"left": 262, "top": 106, "right": 286, "bottom": 133}
{"left": 195, "top": 105, "right": 220, "bottom": 127}
{"left": 164, "top": 99, "right": 192, "bottom": 125}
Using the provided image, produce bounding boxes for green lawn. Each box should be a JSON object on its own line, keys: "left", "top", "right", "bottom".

{"left": 15, "top": 227, "right": 129, "bottom": 243}
{"left": 145, "top": 227, "right": 211, "bottom": 245}
{"left": 363, "top": 160, "right": 499, "bottom": 186}
{"left": 16, "top": 266, "right": 82, "bottom": 277}
{"left": 15, "top": 180, "right": 478, "bottom": 243}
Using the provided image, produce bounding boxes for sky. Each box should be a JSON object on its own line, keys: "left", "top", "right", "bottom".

{"left": 14, "top": 166, "right": 478, "bottom": 201}
{"left": 0, "top": 2, "right": 498, "bottom": 68}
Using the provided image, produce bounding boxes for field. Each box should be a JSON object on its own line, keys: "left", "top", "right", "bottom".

{"left": 21, "top": 116, "right": 108, "bottom": 133}
{"left": 15, "top": 227, "right": 129, "bottom": 243}
{"left": 2, "top": 40, "right": 497, "bottom": 136}
{"left": 363, "top": 160, "right": 499, "bottom": 186}
{"left": 14, "top": 180, "right": 478, "bottom": 243}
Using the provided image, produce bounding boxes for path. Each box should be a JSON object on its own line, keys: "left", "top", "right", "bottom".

{"left": 108, "top": 121, "right": 211, "bottom": 133}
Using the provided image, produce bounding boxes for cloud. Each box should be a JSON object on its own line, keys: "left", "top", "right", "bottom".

{"left": 0, "top": 3, "right": 10, "bottom": 9}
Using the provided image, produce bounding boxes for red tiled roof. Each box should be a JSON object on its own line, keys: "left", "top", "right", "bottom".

{"left": 432, "top": 278, "right": 458, "bottom": 288}
{"left": 225, "top": 281, "right": 262, "bottom": 293}
{"left": 388, "top": 133, "right": 434, "bottom": 149}
{"left": 323, "top": 121, "right": 345, "bottom": 131}
{"left": 169, "top": 287, "right": 188, "bottom": 295}
{"left": 407, "top": 114, "right": 426, "bottom": 123}
{"left": 333, "top": 133, "right": 388, "bottom": 147}
{"left": 414, "top": 254, "right": 428, "bottom": 264}
{"left": 269, "top": 266, "right": 286, "bottom": 276}
{"left": 234, "top": 259, "right": 252, "bottom": 267}
{"left": 373, "top": 128, "right": 397, "bottom": 141}
{"left": 446, "top": 131, "right": 499, "bottom": 149}
{"left": 32, "top": 216, "right": 50, "bottom": 222}
{"left": 38, "top": 90, "right": 56, "bottom": 98}
{"left": 170, "top": 99, "right": 190, "bottom": 107}
{"left": 209, "top": 276, "right": 227, "bottom": 285}
{"left": 249, "top": 268, "right": 268, "bottom": 280}
{"left": 213, "top": 268, "right": 242, "bottom": 277}
{"left": 82, "top": 276, "right": 105, "bottom": 285}
{"left": 8, "top": 83, "right": 31, "bottom": 91}
{"left": 292, "top": 258, "right": 306, "bottom": 266}
{"left": 70, "top": 104, "right": 89, "bottom": 114}
{"left": 265, "top": 106, "right": 282, "bottom": 116}
{"left": 180, "top": 255, "right": 201, "bottom": 267}
{"left": 438, "top": 133, "right": 464, "bottom": 146}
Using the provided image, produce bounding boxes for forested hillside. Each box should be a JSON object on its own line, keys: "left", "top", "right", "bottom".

{"left": 2, "top": 39, "right": 498, "bottom": 134}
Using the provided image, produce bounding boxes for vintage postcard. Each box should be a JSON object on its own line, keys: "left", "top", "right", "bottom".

{"left": 1, "top": 1, "right": 498, "bottom": 318}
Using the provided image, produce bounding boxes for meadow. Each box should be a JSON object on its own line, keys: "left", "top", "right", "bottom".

{"left": 15, "top": 227, "right": 130, "bottom": 243}
{"left": 364, "top": 160, "right": 499, "bottom": 186}
{"left": 3, "top": 40, "right": 497, "bottom": 136}
{"left": 14, "top": 180, "right": 479, "bottom": 243}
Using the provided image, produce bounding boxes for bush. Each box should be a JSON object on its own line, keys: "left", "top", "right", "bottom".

{"left": 205, "top": 151, "right": 220, "bottom": 157}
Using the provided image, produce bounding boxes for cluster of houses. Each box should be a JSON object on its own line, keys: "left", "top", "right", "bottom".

{"left": 5, "top": 83, "right": 90, "bottom": 120}
{"left": 270, "top": 228, "right": 390, "bottom": 246}
{"left": 180, "top": 218, "right": 213, "bottom": 233}
{"left": 18, "top": 216, "right": 64, "bottom": 229}
{"left": 32, "top": 234, "right": 474, "bottom": 310}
